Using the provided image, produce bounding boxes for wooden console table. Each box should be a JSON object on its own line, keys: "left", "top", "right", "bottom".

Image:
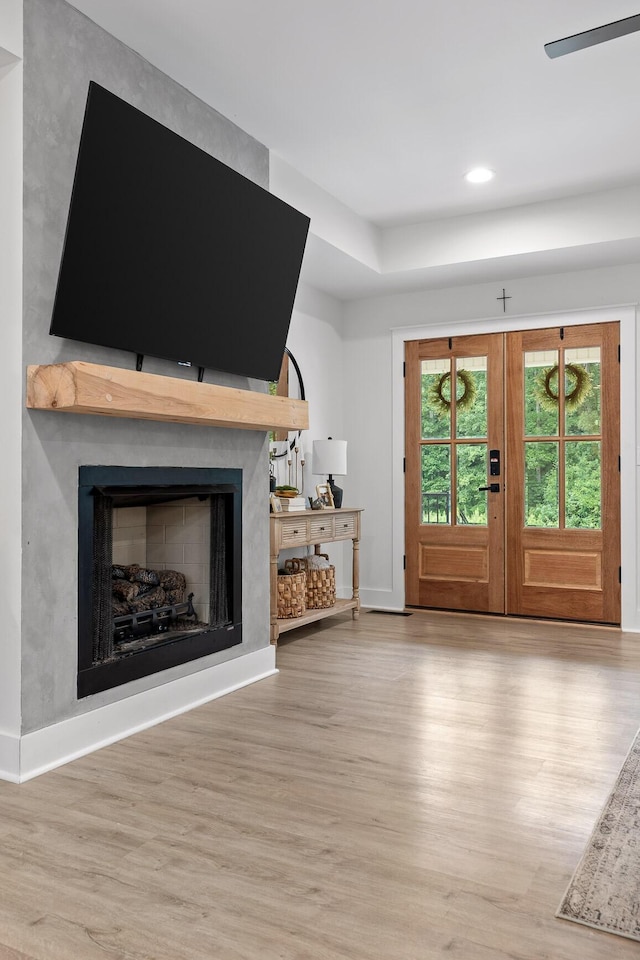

{"left": 270, "top": 507, "right": 362, "bottom": 643}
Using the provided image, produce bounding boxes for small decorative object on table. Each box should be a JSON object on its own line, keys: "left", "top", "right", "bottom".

{"left": 315, "top": 483, "right": 334, "bottom": 508}
{"left": 278, "top": 495, "right": 307, "bottom": 512}
{"left": 269, "top": 493, "right": 282, "bottom": 513}
{"left": 275, "top": 485, "right": 299, "bottom": 497}
{"left": 275, "top": 485, "right": 305, "bottom": 511}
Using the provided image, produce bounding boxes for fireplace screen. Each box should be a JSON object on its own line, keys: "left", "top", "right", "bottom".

{"left": 78, "top": 466, "right": 242, "bottom": 697}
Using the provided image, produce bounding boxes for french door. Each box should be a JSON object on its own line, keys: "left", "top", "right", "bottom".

{"left": 405, "top": 333, "right": 505, "bottom": 613}
{"left": 404, "top": 322, "right": 620, "bottom": 623}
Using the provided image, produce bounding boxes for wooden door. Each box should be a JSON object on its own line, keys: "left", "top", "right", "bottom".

{"left": 505, "top": 323, "right": 620, "bottom": 623}
{"left": 405, "top": 322, "right": 620, "bottom": 624}
{"left": 405, "top": 334, "right": 505, "bottom": 613}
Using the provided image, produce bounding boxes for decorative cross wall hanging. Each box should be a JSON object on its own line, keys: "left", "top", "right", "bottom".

{"left": 497, "top": 287, "right": 512, "bottom": 312}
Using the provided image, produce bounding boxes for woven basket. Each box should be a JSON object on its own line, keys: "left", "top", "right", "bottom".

{"left": 277, "top": 562, "right": 306, "bottom": 619}
{"left": 286, "top": 554, "right": 336, "bottom": 610}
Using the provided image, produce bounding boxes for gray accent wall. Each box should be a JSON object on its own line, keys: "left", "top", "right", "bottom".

{"left": 22, "top": 0, "right": 271, "bottom": 733}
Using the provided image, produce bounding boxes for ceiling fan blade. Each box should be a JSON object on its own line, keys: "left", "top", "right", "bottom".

{"left": 544, "top": 13, "right": 640, "bottom": 58}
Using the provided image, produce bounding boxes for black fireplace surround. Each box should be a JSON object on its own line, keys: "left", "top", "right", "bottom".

{"left": 78, "top": 465, "right": 242, "bottom": 697}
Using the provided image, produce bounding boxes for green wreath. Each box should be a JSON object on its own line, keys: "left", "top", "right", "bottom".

{"left": 534, "top": 363, "right": 592, "bottom": 412}
{"left": 428, "top": 369, "right": 477, "bottom": 415}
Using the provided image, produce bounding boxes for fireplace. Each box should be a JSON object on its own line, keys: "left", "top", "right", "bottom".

{"left": 77, "top": 466, "right": 242, "bottom": 697}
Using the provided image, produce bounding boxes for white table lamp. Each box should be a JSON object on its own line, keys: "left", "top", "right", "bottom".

{"left": 312, "top": 438, "right": 347, "bottom": 507}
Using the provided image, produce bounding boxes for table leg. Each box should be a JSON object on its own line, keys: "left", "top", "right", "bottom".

{"left": 352, "top": 536, "right": 360, "bottom": 619}
{"left": 270, "top": 552, "right": 279, "bottom": 644}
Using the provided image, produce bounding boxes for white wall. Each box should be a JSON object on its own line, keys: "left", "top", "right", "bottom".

{"left": 343, "top": 262, "right": 640, "bottom": 629}
{"left": 382, "top": 185, "right": 640, "bottom": 273}
{"left": 270, "top": 154, "right": 381, "bottom": 272}
{"left": 283, "top": 282, "right": 351, "bottom": 592}
{"left": 0, "top": 0, "right": 22, "bottom": 55}
{"left": 0, "top": 0, "right": 23, "bottom": 762}
{"left": 289, "top": 282, "right": 345, "bottom": 467}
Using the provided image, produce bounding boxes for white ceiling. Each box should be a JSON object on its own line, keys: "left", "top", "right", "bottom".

{"left": 65, "top": 0, "right": 640, "bottom": 298}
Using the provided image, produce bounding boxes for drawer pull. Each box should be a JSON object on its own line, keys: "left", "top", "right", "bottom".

{"left": 293, "top": 529, "right": 299, "bottom": 534}
{"left": 320, "top": 526, "right": 325, "bottom": 531}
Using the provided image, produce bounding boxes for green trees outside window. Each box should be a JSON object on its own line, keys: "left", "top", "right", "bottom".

{"left": 420, "top": 354, "right": 601, "bottom": 529}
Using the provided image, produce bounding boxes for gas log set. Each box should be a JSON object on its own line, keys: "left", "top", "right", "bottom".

{"left": 111, "top": 563, "right": 199, "bottom": 645}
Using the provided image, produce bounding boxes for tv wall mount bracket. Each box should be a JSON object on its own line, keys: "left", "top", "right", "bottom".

{"left": 135, "top": 352, "right": 205, "bottom": 382}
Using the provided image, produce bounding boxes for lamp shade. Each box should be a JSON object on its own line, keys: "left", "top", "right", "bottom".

{"left": 312, "top": 439, "right": 347, "bottom": 477}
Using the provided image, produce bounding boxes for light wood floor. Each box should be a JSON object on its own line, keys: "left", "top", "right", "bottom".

{"left": 1, "top": 611, "right": 640, "bottom": 960}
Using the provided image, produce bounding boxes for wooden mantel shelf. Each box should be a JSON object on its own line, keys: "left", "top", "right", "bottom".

{"left": 26, "top": 361, "right": 309, "bottom": 432}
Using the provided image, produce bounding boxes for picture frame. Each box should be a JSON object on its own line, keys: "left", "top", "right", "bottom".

{"left": 315, "top": 483, "right": 335, "bottom": 508}
{"left": 270, "top": 493, "right": 282, "bottom": 513}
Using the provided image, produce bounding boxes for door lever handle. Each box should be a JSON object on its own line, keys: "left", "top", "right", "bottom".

{"left": 478, "top": 483, "right": 500, "bottom": 493}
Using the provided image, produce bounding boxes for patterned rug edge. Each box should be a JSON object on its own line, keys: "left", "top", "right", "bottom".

{"left": 556, "top": 728, "right": 640, "bottom": 943}
{"left": 555, "top": 906, "right": 640, "bottom": 944}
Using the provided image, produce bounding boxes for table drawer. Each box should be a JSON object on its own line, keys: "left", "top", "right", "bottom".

{"left": 279, "top": 517, "right": 309, "bottom": 546}
{"left": 309, "top": 516, "right": 335, "bottom": 541}
{"left": 334, "top": 513, "right": 358, "bottom": 539}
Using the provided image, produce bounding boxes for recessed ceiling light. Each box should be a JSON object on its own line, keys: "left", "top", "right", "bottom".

{"left": 465, "top": 167, "right": 495, "bottom": 184}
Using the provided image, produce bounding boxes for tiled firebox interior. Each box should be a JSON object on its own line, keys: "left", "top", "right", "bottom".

{"left": 113, "top": 499, "right": 211, "bottom": 623}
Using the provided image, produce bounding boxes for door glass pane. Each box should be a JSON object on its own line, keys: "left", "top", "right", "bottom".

{"left": 566, "top": 441, "right": 601, "bottom": 529}
{"left": 525, "top": 442, "right": 559, "bottom": 527}
{"left": 421, "top": 359, "right": 451, "bottom": 440}
{"left": 456, "top": 356, "right": 487, "bottom": 439}
{"left": 421, "top": 445, "right": 450, "bottom": 524}
{"left": 564, "top": 347, "right": 601, "bottom": 436}
{"left": 457, "top": 444, "right": 487, "bottom": 525}
{"left": 524, "top": 350, "right": 559, "bottom": 437}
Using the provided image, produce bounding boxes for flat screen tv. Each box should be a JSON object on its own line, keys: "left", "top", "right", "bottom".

{"left": 50, "top": 82, "right": 310, "bottom": 382}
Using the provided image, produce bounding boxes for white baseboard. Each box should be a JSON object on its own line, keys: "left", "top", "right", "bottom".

{"left": 359, "top": 587, "right": 405, "bottom": 612}
{"left": 0, "top": 646, "right": 276, "bottom": 783}
{"left": 0, "top": 733, "right": 20, "bottom": 783}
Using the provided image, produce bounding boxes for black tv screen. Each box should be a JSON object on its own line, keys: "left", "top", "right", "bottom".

{"left": 50, "top": 82, "right": 310, "bottom": 382}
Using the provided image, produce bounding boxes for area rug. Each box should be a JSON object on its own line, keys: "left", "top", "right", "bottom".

{"left": 556, "top": 729, "right": 640, "bottom": 942}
